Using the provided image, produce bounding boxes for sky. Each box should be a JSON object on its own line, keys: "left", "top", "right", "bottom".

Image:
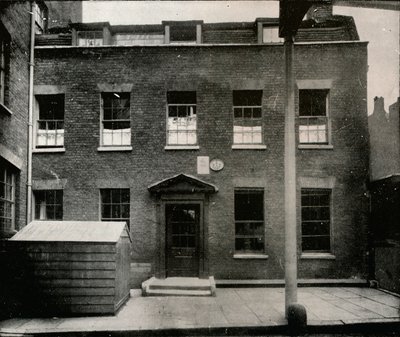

{"left": 82, "top": 1, "right": 399, "bottom": 114}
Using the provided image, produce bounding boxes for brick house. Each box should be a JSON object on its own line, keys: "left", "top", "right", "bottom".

{"left": 32, "top": 9, "right": 369, "bottom": 287}
{"left": 0, "top": 1, "right": 47, "bottom": 239}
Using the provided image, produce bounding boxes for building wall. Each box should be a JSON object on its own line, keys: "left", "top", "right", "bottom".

{"left": 369, "top": 97, "right": 400, "bottom": 181}
{"left": 33, "top": 42, "right": 369, "bottom": 285}
{"left": 45, "top": 1, "right": 82, "bottom": 29}
{"left": 0, "top": 1, "right": 31, "bottom": 234}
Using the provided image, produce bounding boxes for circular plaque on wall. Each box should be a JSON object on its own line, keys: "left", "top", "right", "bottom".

{"left": 210, "top": 159, "right": 224, "bottom": 172}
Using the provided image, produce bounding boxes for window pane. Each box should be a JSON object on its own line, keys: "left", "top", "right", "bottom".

{"left": 299, "top": 90, "right": 328, "bottom": 117}
{"left": 235, "top": 191, "right": 264, "bottom": 221}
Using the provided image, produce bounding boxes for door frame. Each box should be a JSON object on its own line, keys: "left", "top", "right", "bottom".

{"left": 156, "top": 193, "right": 209, "bottom": 279}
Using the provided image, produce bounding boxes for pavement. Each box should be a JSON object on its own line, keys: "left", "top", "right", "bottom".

{"left": 0, "top": 287, "right": 399, "bottom": 336}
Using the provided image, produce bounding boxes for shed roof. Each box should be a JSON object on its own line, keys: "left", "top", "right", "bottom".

{"left": 10, "top": 221, "right": 130, "bottom": 243}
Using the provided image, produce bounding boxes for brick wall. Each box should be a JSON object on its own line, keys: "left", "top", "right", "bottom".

{"left": 0, "top": 2, "right": 31, "bottom": 233}
{"left": 33, "top": 41, "right": 369, "bottom": 285}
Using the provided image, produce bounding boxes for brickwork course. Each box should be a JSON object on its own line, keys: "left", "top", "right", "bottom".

{"left": 32, "top": 9, "right": 369, "bottom": 287}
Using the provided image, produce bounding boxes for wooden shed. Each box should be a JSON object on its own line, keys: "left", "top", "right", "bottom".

{"left": 8, "top": 221, "right": 131, "bottom": 316}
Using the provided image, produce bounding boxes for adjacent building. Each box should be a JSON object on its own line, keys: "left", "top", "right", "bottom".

{"left": 368, "top": 97, "right": 400, "bottom": 293}
{"left": 31, "top": 6, "right": 369, "bottom": 288}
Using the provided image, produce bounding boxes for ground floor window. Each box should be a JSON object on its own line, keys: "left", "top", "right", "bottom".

{"left": 34, "top": 190, "right": 63, "bottom": 220}
{"left": 100, "top": 189, "right": 130, "bottom": 228}
{"left": 0, "top": 163, "right": 15, "bottom": 232}
{"left": 301, "top": 189, "right": 331, "bottom": 252}
{"left": 234, "top": 189, "right": 264, "bottom": 253}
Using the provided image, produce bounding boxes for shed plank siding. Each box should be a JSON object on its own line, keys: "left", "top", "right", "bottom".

{"left": 14, "top": 243, "right": 116, "bottom": 253}
{"left": 33, "top": 269, "right": 116, "bottom": 279}
{"left": 45, "top": 296, "right": 115, "bottom": 305}
{"left": 24, "top": 252, "right": 116, "bottom": 261}
{"left": 36, "top": 279, "right": 116, "bottom": 287}
{"left": 41, "top": 287, "right": 115, "bottom": 296}
{"left": 31, "top": 261, "right": 116, "bottom": 270}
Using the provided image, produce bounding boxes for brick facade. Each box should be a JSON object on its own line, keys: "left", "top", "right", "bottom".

{"left": 0, "top": 1, "right": 32, "bottom": 235}
{"left": 32, "top": 33, "right": 369, "bottom": 286}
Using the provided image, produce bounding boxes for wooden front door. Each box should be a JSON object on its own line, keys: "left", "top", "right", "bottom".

{"left": 166, "top": 203, "right": 200, "bottom": 277}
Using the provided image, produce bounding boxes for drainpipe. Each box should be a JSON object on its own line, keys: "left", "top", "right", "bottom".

{"left": 26, "top": 0, "right": 35, "bottom": 225}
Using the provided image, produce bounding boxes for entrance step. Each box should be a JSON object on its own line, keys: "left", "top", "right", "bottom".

{"left": 142, "top": 276, "right": 216, "bottom": 297}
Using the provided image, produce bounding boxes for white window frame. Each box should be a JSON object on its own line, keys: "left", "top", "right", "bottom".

{"left": 99, "top": 92, "right": 132, "bottom": 150}
{"left": 77, "top": 31, "right": 103, "bottom": 47}
{"left": 165, "top": 91, "right": 198, "bottom": 149}
{"left": 0, "top": 164, "right": 15, "bottom": 232}
{"left": 34, "top": 94, "right": 65, "bottom": 150}
{"left": 100, "top": 188, "right": 130, "bottom": 229}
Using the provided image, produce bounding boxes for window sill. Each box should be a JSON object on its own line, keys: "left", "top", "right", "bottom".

{"left": 0, "top": 103, "right": 13, "bottom": 115}
{"left": 97, "top": 146, "right": 132, "bottom": 152}
{"left": 232, "top": 144, "right": 267, "bottom": 150}
{"left": 301, "top": 253, "right": 336, "bottom": 260}
{"left": 33, "top": 147, "right": 66, "bottom": 153}
{"left": 233, "top": 254, "right": 269, "bottom": 260}
{"left": 298, "top": 144, "right": 333, "bottom": 150}
{"left": 164, "top": 145, "right": 200, "bottom": 150}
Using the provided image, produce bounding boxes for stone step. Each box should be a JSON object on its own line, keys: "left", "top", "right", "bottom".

{"left": 144, "top": 288, "right": 213, "bottom": 297}
{"left": 142, "top": 276, "right": 216, "bottom": 297}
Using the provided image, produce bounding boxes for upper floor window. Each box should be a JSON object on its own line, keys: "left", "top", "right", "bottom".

{"left": 235, "top": 189, "right": 264, "bottom": 253}
{"left": 299, "top": 89, "right": 329, "bottom": 144}
{"left": 100, "top": 189, "right": 130, "bottom": 229}
{"left": 101, "top": 92, "right": 131, "bottom": 146}
{"left": 35, "top": 94, "right": 64, "bottom": 148}
{"left": 170, "top": 25, "right": 196, "bottom": 44}
{"left": 34, "top": 190, "right": 63, "bottom": 220}
{"left": 167, "top": 91, "right": 197, "bottom": 146}
{"left": 233, "top": 90, "right": 263, "bottom": 145}
{"left": 78, "top": 31, "right": 103, "bottom": 46}
{"left": 301, "top": 189, "right": 331, "bottom": 253}
{"left": 262, "top": 26, "right": 283, "bottom": 43}
{"left": 0, "top": 162, "right": 15, "bottom": 232}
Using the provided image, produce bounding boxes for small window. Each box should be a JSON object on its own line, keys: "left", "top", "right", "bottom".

{"left": 262, "top": 26, "right": 283, "bottom": 43}
{"left": 235, "top": 189, "right": 264, "bottom": 253}
{"left": 35, "top": 94, "right": 64, "bottom": 148}
{"left": 101, "top": 93, "right": 131, "bottom": 146}
{"left": 170, "top": 25, "right": 196, "bottom": 43}
{"left": 100, "top": 189, "right": 130, "bottom": 228}
{"left": 78, "top": 31, "right": 103, "bottom": 47}
{"left": 301, "top": 189, "right": 331, "bottom": 252}
{"left": 167, "top": 91, "right": 197, "bottom": 146}
{"left": 233, "top": 90, "right": 263, "bottom": 144}
{"left": 0, "top": 25, "right": 9, "bottom": 106}
{"left": 299, "top": 89, "right": 329, "bottom": 144}
{"left": 0, "top": 162, "right": 15, "bottom": 232}
{"left": 34, "top": 190, "right": 63, "bottom": 220}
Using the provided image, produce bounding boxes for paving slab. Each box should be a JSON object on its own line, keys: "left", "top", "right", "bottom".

{"left": 0, "top": 287, "right": 399, "bottom": 335}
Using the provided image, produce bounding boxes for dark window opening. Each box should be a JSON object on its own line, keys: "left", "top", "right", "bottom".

{"left": 34, "top": 190, "right": 63, "bottom": 220}
{"left": 301, "top": 189, "right": 331, "bottom": 252}
{"left": 234, "top": 189, "right": 264, "bottom": 253}
{"left": 170, "top": 25, "right": 196, "bottom": 42}
{"left": 100, "top": 189, "right": 130, "bottom": 229}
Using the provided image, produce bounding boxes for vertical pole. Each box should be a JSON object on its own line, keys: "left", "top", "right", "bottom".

{"left": 27, "top": 1, "right": 35, "bottom": 225}
{"left": 284, "top": 34, "right": 297, "bottom": 317}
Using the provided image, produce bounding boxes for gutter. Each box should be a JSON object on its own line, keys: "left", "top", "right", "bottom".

{"left": 26, "top": 1, "right": 35, "bottom": 225}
